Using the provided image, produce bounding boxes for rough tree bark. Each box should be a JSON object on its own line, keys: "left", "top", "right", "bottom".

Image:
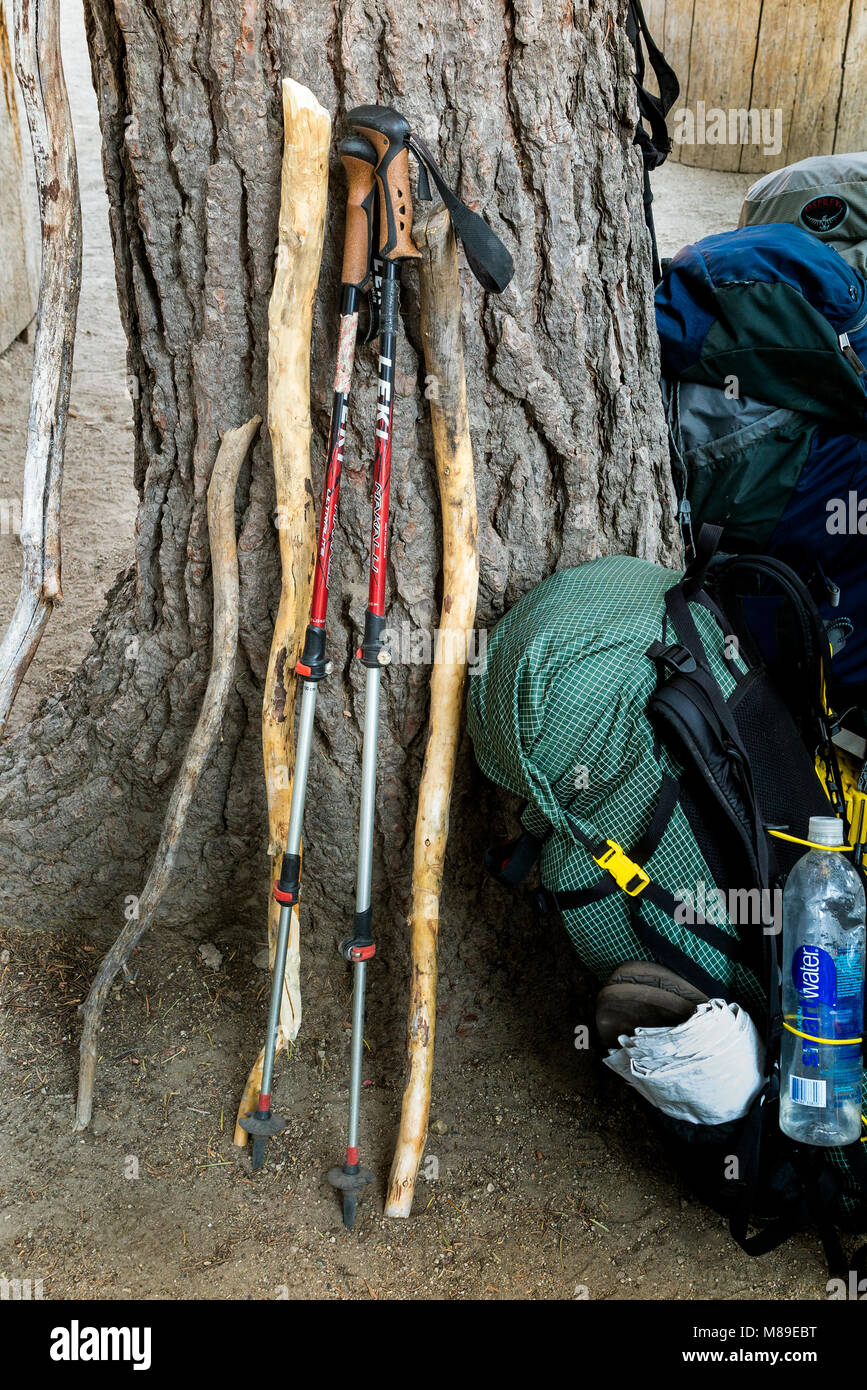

{"left": 0, "top": 1, "right": 677, "bottom": 984}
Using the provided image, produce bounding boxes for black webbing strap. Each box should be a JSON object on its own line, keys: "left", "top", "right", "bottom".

{"left": 554, "top": 774, "right": 747, "bottom": 993}
{"left": 409, "top": 133, "right": 515, "bottom": 293}
{"left": 728, "top": 1085, "right": 790, "bottom": 1257}
{"left": 631, "top": 772, "right": 681, "bottom": 862}
{"left": 625, "top": 0, "right": 680, "bottom": 283}
{"left": 625, "top": 900, "right": 735, "bottom": 1001}
{"left": 558, "top": 773, "right": 682, "bottom": 895}
{"left": 682, "top": 522, "right": 725, "bottom": 594}
{"left": 641, "top": 881, "right": 748, "bottom": 965}
{"left": 691, "top": 592, "right": 747, "bottom": 683}
{"left": 664, "top": 580, "right": 718, "bottom": 674}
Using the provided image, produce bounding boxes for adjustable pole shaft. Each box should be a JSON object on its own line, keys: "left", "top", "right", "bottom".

{"left": 346, "top": 667, "right": 381, "bottom": 1139}
{"left": 329, "top": 258, "right": 400, "bottom": 1227}
{"left": 258, "top": 678, "right": 316, "bottom": 1109}
{"left": 328, "top": 103, "right": 512, "bottom": 1225}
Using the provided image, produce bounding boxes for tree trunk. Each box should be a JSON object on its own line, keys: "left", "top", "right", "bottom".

{"left": 0, "top": 0, "right": 677, "bottom": 967}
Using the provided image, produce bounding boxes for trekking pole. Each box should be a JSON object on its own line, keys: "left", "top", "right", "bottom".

{"left": 239, "top": 133, "right": 379, "bottom": 1172}
{"left": 327, "top": 106, "right": 421, "bottom": 1229}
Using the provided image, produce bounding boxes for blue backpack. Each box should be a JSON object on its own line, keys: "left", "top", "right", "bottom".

{"left": 655, "top": 223, "right": 867, "bottom": 704}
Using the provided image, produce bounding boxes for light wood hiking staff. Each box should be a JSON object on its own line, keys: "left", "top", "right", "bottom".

{"left": 234, "top": 80, "right": 333, "bottom": 1158}
{"left": 237, "top": 125, "right": 379, "bottom": 1170}
{"left": 384, "top": 206, "right": 479, "bottom": 1217}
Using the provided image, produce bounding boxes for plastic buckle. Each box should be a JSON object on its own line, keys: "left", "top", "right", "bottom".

{"left": 653, "top": 643, "right": 697, "bottom": 675}
{"left": 593, "top": 841, "right": 650, "bottom": 897}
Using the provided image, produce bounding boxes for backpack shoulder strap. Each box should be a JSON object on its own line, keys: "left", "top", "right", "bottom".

{"left": 708, "top": 550, "right": 850, "bottom": 825}
{"left": 626, "top": 0, "right": 680, "bottom": 165}
{"left": 624, "top": 0, "right": 680, "bottom": 282}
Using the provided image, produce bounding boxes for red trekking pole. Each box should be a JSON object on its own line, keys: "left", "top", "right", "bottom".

{"left": 326, "top": 106, "right": 422, "bottom": 1229}
{"left": 239, "top": 134, "right": 378, "bottom": 1171}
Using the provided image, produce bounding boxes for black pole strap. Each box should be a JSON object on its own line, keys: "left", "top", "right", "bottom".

{"left": 627, "top": 0, "right": 680, "bottom": 145}
{"left": 408, "top": 133, "right": 515, "bottom": 293}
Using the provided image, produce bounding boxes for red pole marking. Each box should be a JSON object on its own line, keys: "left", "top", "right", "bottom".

{"left": 258, "top": 1093, "right": 271, "bottom": 1112}
{"left": 347, "top": 1145, "right": 359, "bottom": 1166}
{"left": 309, "top": 404, "right": 347, "bottom": 627}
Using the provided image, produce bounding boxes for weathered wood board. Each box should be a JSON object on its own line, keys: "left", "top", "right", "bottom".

{"left": 639, "top": 0, "right": 867, "bottom": 175}
{"left": 0, "top": 2, "right": 37, "bottom": 354}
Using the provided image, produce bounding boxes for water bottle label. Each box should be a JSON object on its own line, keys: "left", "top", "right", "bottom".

{"left": 792, "top": 945, "right": 836, "bottom": 1007}
{"left": 790, "top": 1074, "right": 827, "bottom": 1108}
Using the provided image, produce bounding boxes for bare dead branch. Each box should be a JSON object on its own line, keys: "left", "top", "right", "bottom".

{"left": 74, "top": 416, "right": 261, "bottom": 1131}
{"left": 0, "top": 0, "right": 82, "bottom": 735}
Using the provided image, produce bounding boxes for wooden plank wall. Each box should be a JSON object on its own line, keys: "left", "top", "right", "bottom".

{"left": 639, "top": 0, "right": 867, "bottom": 174}
{"left": 0, "top": 1, "right": 37, "bottom": 354}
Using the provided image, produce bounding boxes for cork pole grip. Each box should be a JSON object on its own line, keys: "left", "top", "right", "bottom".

{"left": 340, "top": 146, "right": 375, "bottom": 288}
{"left": 354, "top": 125, "right": 421, "bottom": 261}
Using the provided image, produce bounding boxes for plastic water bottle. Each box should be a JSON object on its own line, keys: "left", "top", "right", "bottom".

{"left": 780, "top": 816, "right": 865, "bottom": 1146}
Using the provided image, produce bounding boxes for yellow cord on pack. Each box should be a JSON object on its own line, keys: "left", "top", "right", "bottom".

{"left": 782, "top": 1019, "right": 862, "bottom": 1046}
{"left": 768, "top": 828, "right": 849, "bottom": 852}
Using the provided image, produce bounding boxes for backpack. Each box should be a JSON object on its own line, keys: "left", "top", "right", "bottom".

{"left": 466, "top": 530, "right": 867, "bottom": 1272}
{"left": 655, "top": 222, "right": 867, "bottom": 704}
{"left": 740, "top": 152, "right": 867, "bottom": 280}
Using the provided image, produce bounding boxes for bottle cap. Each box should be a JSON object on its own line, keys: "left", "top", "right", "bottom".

{"left": 807, "top": 815, "right": 845, "bottom": 847}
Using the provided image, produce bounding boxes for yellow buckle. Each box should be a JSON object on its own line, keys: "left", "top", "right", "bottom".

{"left": 593, "top": 841, "right": 650, "bottom": 897}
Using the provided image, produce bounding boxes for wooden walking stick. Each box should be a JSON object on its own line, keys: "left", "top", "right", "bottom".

{"left": 74, "top": 416, "right": 260, "bottom": 1130}
{"left": 385, "top": 206, "right": 479, "bottom": 1217}
{"left": 0, "top": 0, "right": 81, "bottom": 736}
{"left": 234, "top": 80, "right": 331, "bottom": 1152}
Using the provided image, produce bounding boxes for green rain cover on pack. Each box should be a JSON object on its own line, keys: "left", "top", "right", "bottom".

{"left": 467, "top": 554, "right": 767, "bottom": 1014}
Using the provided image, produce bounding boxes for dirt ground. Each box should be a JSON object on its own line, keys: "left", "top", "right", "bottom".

{"left": 0, "top": 7, "right": 846, "bottom": 1302}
